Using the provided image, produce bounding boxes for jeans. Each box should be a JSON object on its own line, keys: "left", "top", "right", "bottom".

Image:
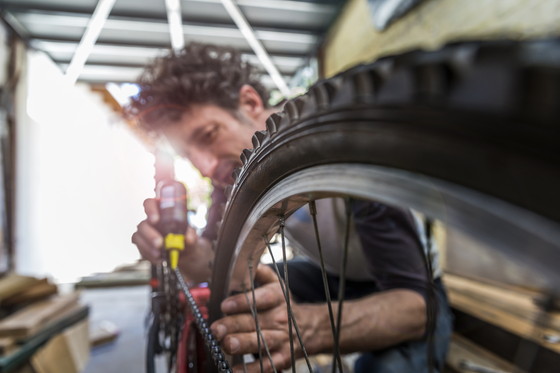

{"left": 276, "top": 257, "right": 453, "bottom": 373}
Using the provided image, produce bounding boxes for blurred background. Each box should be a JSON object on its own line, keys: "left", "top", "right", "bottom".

{"left": 0, "top": 1, "right": 559, "bottom": 373}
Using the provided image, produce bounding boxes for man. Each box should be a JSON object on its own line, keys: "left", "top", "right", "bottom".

{"left": 127, "top": 42, "right": 451, "bottom": 373}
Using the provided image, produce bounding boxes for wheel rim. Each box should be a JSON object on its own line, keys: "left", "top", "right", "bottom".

{"left": 215, "top": 163, "right": 560, "bottom": 303}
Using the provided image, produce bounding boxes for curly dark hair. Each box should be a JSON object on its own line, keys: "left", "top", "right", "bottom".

{"left": 124, "top": 42, "right": 270, "bottom": 133}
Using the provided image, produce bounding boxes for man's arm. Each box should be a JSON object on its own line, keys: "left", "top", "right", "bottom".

{"left": 297, "top": 288, "right": 426, "bottom": 354}
{"left": 210, "top": 265, "right": 426, "bottom": 373}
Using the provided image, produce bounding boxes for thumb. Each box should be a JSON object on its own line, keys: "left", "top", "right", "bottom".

{"left": 254, "top": 264, "right": 279, "bottom": 285}
{"left": 185, "top": 226, "right": 198, "bottom": 247}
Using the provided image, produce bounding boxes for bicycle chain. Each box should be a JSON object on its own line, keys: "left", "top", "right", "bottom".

{"left": 174, "top": 268, "right": 233, "bottom": 373}
{"left": 164, "top": 263, "right": 181, "bottom": 371}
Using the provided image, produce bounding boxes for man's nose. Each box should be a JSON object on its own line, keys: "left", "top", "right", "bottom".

{"left": 190, "top": 152, "right": 219, "bottom": 179}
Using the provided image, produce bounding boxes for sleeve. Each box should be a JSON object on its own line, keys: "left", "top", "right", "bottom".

{"left": 200, "top": 185, "right": 227, "bottom": 242}
{"left": 351, "top": 199, "right": 430, "bottom": 298}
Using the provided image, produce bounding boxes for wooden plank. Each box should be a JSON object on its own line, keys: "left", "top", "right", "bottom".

{"left": 31, "top": 320, "right": 89, "bottom": 373}
{"left": 2, "top": 280, "right": 58, "bottom": 306}
{"left": 444, "top": 274, "right": 560, "bottom": 332}
{"left": 447, "top": 333, "right": 525, "bottom": 373}
{"left": 449, "top": 291, "right": 560, "bottom": 354}
{"left": 0, "top": 293, "right": 80, "bottom": 339}
{"left": 0, "top": 275, "right": 42, "bottom": 302}
{"left": 21, "top": 303, "right": 88, "bottom": 344}
{"left": 11, "top": 363, "right": 35, "bottom": 373}
{"left": 0, "top": 305, "right": 89, "bottom": 373}
{"left": 0, "top": 338, "right": 15, "bottom": 356}
{"left": 75, "top": 271, "right": 149, "bottom": 289}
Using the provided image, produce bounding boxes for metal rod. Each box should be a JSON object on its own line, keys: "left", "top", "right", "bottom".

{"left": 165, "top": 0, "right": 185, "bottom": 51}
{"left": 220, "top": 0, "right": 290, "bottom": 96}
{"left": 265, "top": 237, "right": 314, "bottom": 372}
{"left": 244, "top": 267, "right": 277, "bottom": 372}
{"left": 309, "top": 200, "right": 344, "bottom": 372}
{"left": 333, "top": 198, "right": 351, "bottom": 373}
{"left": 65, "top": 0, "right": 116, "bottom": 84}
{"left": 279, "top": 218, "right": 297, "bottom": 372}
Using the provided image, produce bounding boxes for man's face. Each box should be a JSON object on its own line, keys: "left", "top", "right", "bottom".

{"left": 163, "top": 104, "right": 261, "bottom": 187}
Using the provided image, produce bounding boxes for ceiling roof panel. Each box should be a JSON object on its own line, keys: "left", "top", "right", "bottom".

{"left": 1, "top": 0, "right": 344, "bottom": 87}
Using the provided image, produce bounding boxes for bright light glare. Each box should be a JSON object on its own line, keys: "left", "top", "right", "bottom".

{"left": 106, "top": 82, "right": 140, "bottom": 106}
{"left": 189, "top": 205, "right": 208, "bottom": 230}
{"left": 21, "top": 51, "right": 155, "bottom": 283}
{"left": 174, "top": 157, "right": 211, "bottom": 229}
{"left": 260, "top": 235, "right": 294, "bottom": 265}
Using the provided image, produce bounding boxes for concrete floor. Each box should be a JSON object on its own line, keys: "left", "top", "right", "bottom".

{"left": 81, "top": 285, "right": 165, "bottom": 373}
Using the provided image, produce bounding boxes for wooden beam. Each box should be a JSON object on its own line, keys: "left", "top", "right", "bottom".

{"left": 0, "top": 275, "right": 42, "bottom": 301}
{"left": 445, "top": 274, "right": 560, "bottom": 354}
{"left": 0, "top": 293, "right": 80, "bottom": 339}
{"left": 445, "top": 274, "right": 560, "bottom": 331}
{"left": 447, "top": 333, "right": 525, "bottom": 373}
{"left": 2, "top": 279, "right": 58, "bottom": 306}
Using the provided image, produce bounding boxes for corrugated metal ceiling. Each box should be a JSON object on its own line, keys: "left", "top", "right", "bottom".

{"left": 1, "top": 0, "right": 344, "bottom": 88}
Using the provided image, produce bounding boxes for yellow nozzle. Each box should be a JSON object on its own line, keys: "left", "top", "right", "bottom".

{"left": 164, "top": 233, "right": 185, "bottom": 269}
{"left": 170, "top": 250, "right": 179, "bottom": 270}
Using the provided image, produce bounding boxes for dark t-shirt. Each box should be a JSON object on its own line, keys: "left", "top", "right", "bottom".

{"left": 351, "top": 199, "right": 430, "bottom": 297}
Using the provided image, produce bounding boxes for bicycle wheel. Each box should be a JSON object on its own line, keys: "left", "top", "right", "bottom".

{"left": 206, "top": 39, "right": 560, "bottom": 372}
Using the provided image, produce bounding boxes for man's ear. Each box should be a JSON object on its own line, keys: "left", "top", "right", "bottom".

{"left": 238, "top": 84, "right": 265, "bottom": 120}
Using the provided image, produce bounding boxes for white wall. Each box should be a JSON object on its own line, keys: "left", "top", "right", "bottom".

{"left": 15, "top": 50, "right": 155, "bottom": 283}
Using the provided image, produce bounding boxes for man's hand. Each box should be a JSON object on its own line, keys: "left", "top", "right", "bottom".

{"left": 209, "top": 265, "right": 428, "bottom": 373}
{"left": 210, "top": 265, "right": 320, "bottom": 373}
{"left": 131, "top": 198, "right": 211, "bottom": 283}
{"left": 132, "top": 198, "right": 164, "bottom": 263}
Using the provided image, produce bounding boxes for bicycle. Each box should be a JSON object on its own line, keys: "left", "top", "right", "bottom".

{"left": 156, "top": 38, "right": 560, "bottom": 373}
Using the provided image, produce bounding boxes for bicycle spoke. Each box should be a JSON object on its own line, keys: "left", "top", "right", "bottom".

{"left": 333, "top": 198, "right": 351, "bottom": 373}
{"left": 246, "top": 261, "right": 276, "bottom": 373}
{"left": 279, "top": 217, "right": 297, "bottom": 372}
{"left": 309, "top": 200, "right": 344, "bottom": 373}
{"left": 264, "top": 237, "right": 314, "bottom": 373}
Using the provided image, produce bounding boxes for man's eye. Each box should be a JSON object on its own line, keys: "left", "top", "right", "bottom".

{"left": 200, "top": 125, "right": 219, "bottom": 145}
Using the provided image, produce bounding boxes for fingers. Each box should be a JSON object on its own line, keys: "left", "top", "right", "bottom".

{"left": 132, "top": 198, "right": 165, "bottom": 264}
{"left": 254, "top": 264, "right": 278, "bottom": 284}
{"left": 220, "top": 280, "right": 284, "bottom": 315}
{"left": 211, "top": 299, "right": 290, "bottom": 342}
{"left": 219, "top": 265, "right": 284, "bottom": 315}
{"left": 211, "top": 312, "right": 256, "bottom": 341}
{"left": 238, "top": 350, "right": 292, "bottom": 373}
{"left": 213, "top": 317, "right": 284, "bottom": 366}
{"left": 185, "top": 226, "right": 198, "bottom": 247}
{"left": 132, "top": 220, "right": 163, "bottom": 264}
{"left": 143, "top": 198, "right": 159, "bottom": 224}
{"left": 210, "top": 265, "right": 301, "bottom": 373}
{"left": 215, "top": 312, "right": 305, "bottom": 373}
{"left": 222, "top": 329, "right": 288, "bottom": 355}
{"left": 135, "top": 197, "right": 201, "bottom": 270}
